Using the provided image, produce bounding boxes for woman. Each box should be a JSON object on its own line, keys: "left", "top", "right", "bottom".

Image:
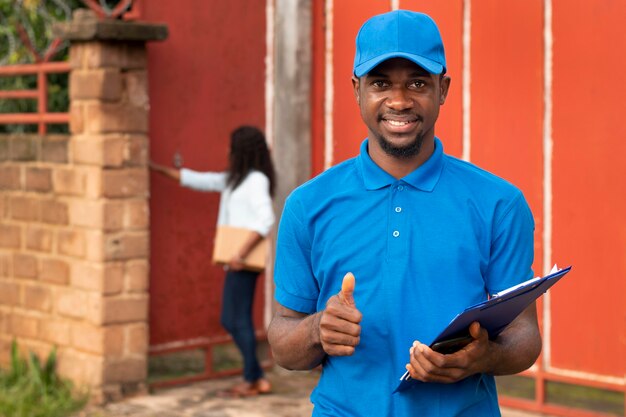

{"left": 150, "top": 125, "right": 276, "bottom": 397}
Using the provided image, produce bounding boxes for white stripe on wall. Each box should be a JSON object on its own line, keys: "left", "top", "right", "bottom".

{"left": 264, "top": 0, "right": 275, "bottom": 329}
{"left": 265, "top": 0, "right": 274, "bottom": 148}
{"left": 462, "top": 0, "right": 471, "bottom": 162}
{"left": 542, "top": 0, "right": 554, "bottom": 371}
{"left": 324, "top": 0, "right": 334, "bottom": 169}
{"left": 391, "top": 0, "right": 400, "bottom": 11}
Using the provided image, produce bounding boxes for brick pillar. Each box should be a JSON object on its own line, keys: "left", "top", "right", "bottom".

{"left": 53, "top": 10, "right": 168, "bottom": 402}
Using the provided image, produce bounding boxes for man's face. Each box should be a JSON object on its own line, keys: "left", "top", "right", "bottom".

{"left": 352, "top": 58, "right": 450, "bottom": 159}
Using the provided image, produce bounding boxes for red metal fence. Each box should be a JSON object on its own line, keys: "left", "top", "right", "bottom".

{"left": 0, "top": 62, "right": 70, "bottom": 134}
{"left": 0, "top": 1, "right": 141, "bottom": 134}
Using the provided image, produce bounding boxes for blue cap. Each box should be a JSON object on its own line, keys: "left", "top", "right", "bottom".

{"left": 353, "top": 10, "right": 446, "bottom": 77}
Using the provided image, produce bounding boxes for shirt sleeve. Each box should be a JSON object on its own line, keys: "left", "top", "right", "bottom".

{"left": 484, "top": 191, "right": 536, "bottom": 294}
{"left": 245, "top": 173, "right": 275, "bottom": 236}
{"left": 273, "top": 195, "right": 319, "bottom": 314}
{"left": 180, "top": 168, "right": 227, "bottom": 192}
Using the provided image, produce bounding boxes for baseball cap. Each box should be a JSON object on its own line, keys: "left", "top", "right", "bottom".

{"left": 353, "top": 10, "right": 446, "bottom": 77}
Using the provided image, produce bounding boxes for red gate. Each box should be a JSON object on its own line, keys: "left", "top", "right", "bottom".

{"left": 141, "top": 1, "right": 269, "bottom": 386}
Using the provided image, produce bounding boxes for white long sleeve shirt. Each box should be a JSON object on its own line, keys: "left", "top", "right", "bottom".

{"left": 180, "top": 168, "right": 275, "bottom": 236}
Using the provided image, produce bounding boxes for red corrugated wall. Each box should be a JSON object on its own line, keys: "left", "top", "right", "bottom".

{"left": 311, "top": 1, "right": 625, "bottom": 416}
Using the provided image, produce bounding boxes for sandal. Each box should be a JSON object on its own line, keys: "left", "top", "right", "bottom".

{"left": 254, "top": 378, "right": 272, "bottom": 394}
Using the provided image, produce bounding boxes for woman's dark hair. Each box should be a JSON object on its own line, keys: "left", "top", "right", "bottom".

{"left": 227, "top": 125, "right": 276, "bottom": 197}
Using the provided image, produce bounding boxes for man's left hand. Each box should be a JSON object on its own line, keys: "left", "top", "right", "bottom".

{"left": 405, "top": 322, "right": 497, "bottom": 383}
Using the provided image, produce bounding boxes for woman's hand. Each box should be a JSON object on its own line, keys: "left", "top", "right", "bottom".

{"left": 227, "top": 255, "right": 246, "bottom": 271}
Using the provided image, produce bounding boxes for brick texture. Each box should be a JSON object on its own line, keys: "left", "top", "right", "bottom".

{"left": 10, "top": 136, "right": 39, "bottom": 161}
{"left": 103, "top": 357, "right": 147, "bottom": 383}
{"left": 70, "top": 69, "right": 122, "bottom": 101}
{"left": 56, "top": 288, "right": 102, "bottom": 324}
{"left": 72, "top": 134, "right": 125, "bottom": 167}
{"left": 71, "top": 261, "right": 124, "bottom": 295}
{"left": 53, "top": 167, "right": 86, "bottom": 196}
{"left": 13, "top": 253, "right": 38, "bottom": 279}
{"left": 125, "top": 260, "right": 148, "bottom": 293}
{"left": 126, "top": 323, "right": 147, "bottom": 355}
{"left": 0, "top": 224, "right": 21, "bottom": 249}
{"left": 0, "top": 280, "right": 20, "bottom": 306}
{"left": 0, "top": 165, "right": 21, "bottom": 190}
{"left": 69, "top": 200, "right": 124, "bottom": 231}
{"left": 57, "top": 229, "right": 86, "bottom": 259}
{"left": 9, "top": 314, "right": 39, "bottom": 338}
{"left": 10, "top": 196, "right": 39, "bottom": 222}
{"left": 39, "top": 319, "right": 71, "bottom": 346}
{"left": 26, "top": 227, "right": 53, "bottom": 252}
{"left": 84, "top": 102, "right": 148, "bottom": 134}
{"left": 57, "top": 349, "right": 104, "bottom": 386}
{"left": 104, "top": 232, "right": 148, "bottom": 261}
{"left": 41, "top": 199, "right": 69, "bottom": 225}
{"left": 42, "top": 135, "right": 69, "bottom": 163}
{"left": 1, "top": 30, "right": 153, "bottom": 401}
{"left": 124, "top": 135, "right": 148, "bottom": 166}
{"left": 40, "top": 258, "right": 70, "bottom": 285}
{"left": 25, "top": 167, "right": 52, "bottom": 192}
{"left": 71, "top": 322, "right": 124, "bottom": 355}
{"left": 102, "top": 169, "right": 148, "bottom": 198}
{"left": 101, "top": 295, "right": 148, "bottom": 324}
{"left": 23, "top": 284, "right": 52, "bottom": 312}
{"left": 69, "top": 102, "right": 84, "bottom": 134}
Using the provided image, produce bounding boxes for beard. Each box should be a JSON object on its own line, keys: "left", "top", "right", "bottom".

{"left": 374, "top": 132, "right": 424, "bottom": 159}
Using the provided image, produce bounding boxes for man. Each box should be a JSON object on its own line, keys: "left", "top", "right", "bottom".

{"left": 268, "top": 10, "right": 541, "bottom": 417}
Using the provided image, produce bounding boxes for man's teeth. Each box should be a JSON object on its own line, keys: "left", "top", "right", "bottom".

{"left": 387, "top": 120, "right": 411, "bottom": 126}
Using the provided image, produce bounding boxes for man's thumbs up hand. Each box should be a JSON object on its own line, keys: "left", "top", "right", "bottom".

{"left": 318, "top": 272, "right": 362, "bottom": 357}
{"left": 339, "top": 272, "right": 356, "bottom": 306}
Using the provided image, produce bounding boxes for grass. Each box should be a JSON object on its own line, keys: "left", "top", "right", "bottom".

{"left": 0, "top": 341, "right": 87, "bottom": 417}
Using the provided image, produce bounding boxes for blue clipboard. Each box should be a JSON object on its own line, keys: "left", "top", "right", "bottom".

{"left": 394, "top": 265, "right": 572, "bottom": 393}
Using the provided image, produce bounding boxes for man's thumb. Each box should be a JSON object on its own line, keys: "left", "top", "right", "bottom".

{"left": 339, "top": 272, "right": 356, "bottom": 306}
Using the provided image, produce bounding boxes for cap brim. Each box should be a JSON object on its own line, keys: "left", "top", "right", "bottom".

{"left": 354, "top": 52, "right": 444, "bottom": 77}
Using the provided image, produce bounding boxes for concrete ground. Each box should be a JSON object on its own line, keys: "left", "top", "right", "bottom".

{"left": 77, "top": 368, "right": 554, "bottom": 417}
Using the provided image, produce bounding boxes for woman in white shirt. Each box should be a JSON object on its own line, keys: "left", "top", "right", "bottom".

{"left": 150, "top": 126, "right": 275, "bottom": 397}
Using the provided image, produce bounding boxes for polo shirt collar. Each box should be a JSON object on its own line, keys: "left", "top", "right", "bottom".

{"left": 358, "top": 137, "right": 445, "bottom": 192}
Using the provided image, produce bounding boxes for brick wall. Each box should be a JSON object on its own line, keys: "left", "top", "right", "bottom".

{"left": 0, "top": 41, "right": 152, "bottom": 403}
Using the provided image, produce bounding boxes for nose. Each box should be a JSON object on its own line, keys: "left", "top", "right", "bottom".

{"left": 385, "top": 86, "right": 413, "bottom": 111}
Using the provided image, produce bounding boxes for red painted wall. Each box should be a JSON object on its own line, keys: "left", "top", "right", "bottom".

{"left": 551, "top": 0, "right": 626, "bottom": 376}
{"left": 469, "top": 0, "right": 545, "bottom": 293}
{"left": 143, "top": 2, "right": 267, "bottom": 348}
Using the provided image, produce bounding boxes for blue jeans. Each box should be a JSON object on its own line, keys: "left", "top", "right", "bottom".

{"left": 220, "top": 269, "right": 263, "bottom": 382}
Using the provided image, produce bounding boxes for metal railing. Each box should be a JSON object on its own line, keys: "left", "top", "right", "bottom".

{"left": 0, "top": 62, "right": 71, "bottom": 134}
{"left": 0, "top": 0, "right": 140, "bottom": 134}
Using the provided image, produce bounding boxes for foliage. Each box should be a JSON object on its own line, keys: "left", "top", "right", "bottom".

{"left": 0, "top": 340, "right": 88, "bottom": 417}
{"left": 0, "top": 0, "right": 82, "bottom": 133}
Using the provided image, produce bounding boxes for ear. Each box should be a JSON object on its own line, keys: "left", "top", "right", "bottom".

{"left": 439, "top": 75, "right": 451, "bottom": 105}
{"left": 352, "top": 76, "right": 360, "bottom": 104}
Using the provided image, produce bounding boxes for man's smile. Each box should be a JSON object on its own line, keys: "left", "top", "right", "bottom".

{"left": 380, "top": 114, "right": 421, "bottom": 133}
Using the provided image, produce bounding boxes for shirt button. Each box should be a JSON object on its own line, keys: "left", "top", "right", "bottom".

{"left": 397, "top": 185, "right": 404, "bottom": 191}
{"left": 392, "top": 230, "right": 400, "bottom": 237}
{"left": 395, "top": 207, "right": 402, "bottom": 213}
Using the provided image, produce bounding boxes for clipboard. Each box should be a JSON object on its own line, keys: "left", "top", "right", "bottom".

{"left": 394, "top": 265, "right": 572, "bottom": 393}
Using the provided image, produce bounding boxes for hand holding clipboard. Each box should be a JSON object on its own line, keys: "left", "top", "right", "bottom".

{"left": 395, "top": 265, "right": 572, "bottom": 393}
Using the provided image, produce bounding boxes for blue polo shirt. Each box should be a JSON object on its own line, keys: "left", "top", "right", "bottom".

{"left": 274, "top": 138, "right": 534, "bottom": 417}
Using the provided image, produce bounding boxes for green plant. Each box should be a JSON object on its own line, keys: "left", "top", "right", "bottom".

{"left": 0, "top": 0, "right": 82, "bottom": 134}
{"left": 0, "top": 340, "right": 88, "bottom": 417}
